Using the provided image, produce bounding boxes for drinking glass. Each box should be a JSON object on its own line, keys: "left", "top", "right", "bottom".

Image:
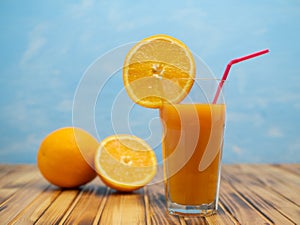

{"left": 160, "top": 78, "right": 226, "bottom": 216}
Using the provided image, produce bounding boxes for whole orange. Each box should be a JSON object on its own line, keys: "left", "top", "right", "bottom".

{"left": 37, "top": 127, "right": 99, "bottom": 188}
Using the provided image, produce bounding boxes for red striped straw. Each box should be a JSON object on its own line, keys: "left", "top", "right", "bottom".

{"left": 212, "top": 49, "right": 270, "bottom": 104}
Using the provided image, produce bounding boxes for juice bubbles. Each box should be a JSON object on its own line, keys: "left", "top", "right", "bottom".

{"left": 160, "top": 103, "right": 225, "bottom": 205}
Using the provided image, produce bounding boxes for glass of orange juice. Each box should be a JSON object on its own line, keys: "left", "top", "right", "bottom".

{"left": 160, "top": 78, "right": 226, "bottom": 216}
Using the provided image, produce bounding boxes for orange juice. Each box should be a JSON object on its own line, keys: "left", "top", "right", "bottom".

{"left": 160, "top": 103, "right": 225, "bottom": 205}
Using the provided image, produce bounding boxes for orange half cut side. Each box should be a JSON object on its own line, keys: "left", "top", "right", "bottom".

{"left": 123, "top": 34, "right": 196, "bottom": 108}
{"left": 94, "top": 134, "right": 157, "bottom": 192}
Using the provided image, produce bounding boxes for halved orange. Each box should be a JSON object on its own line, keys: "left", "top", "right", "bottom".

{"left": 123, "top": 34, "right": 196, "bottom": 108}
{"left": 94, "top": 134, "right": 157, "bottom": 192}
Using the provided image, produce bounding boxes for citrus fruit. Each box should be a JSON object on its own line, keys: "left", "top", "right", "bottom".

{"left": 123, "top": 34, "right": 196, "bottom": 108}
{"left": 37, "top": 127, "right": 99, "bottom": 188}
{"left": 94, "top": 134, "right": 157, "bottom": 192}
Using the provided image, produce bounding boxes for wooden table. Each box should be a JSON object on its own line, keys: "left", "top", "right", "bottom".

{"left": 0, "top": 164, "right": 299, "bottom": 224}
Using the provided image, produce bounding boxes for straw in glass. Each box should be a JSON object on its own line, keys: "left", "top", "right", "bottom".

{"left": 213, "top": 49, "right": 269, "bottom": 104}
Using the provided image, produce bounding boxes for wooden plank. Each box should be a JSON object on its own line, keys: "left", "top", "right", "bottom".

{"left": 218, "top": 179, "right": 272, "bottom": 225}
{"left": 146, "top": 182, "right": 181, "bottom": 225}
{"left": 0, "top": 164, "right": 15, "bottom": 177}
{"left": 98, "top": 189, "right": 146, "bottom": 225}
{"left": 0, "top": 164, "right": 32, "bottom": 175}
{"left": 223, "top": 165, "right": 300, "bottom": 224}
{"left": 89, "top": 178, "right": 111, "bottom": 225}
{"left": 224, "top": 167, "right": 300, "bottom": 224}
{"left": 1, "top": 164, "right": 300, "bottom": 224}
{"left": 7, "top": 185, "right": 61, "bottom": 225}
{"left": 274, "top": 164, "right": 300, "bottom": 175}
{"left": 0, "top": 175, "right": 50, "bottom": 224}
{"left": 178, "top": 217, "right": 207, "bottom": 225}
{"left": 61, "top": 185, "right": 108, "bottom": 225}
{"left": 34, "top": 189, "right": 80, "bottom": 224}
{"left": 204, "top": 202, "right": 237, "bottom": 225}
{"left": 0, "top": 188, "right": 17, "bottom": 204}
{"left": 237, "top": 164, "right": 300, "bottom": 206}
{"left": 264, "top": 164, "right": 300, "bottom": 188}
{"left": 0, "top": 165, "right": 42, "bottom": 206}
{"left": 0, "top": 165, "right": 37, "bottom": 188}
{"left": 0, "top": 164, "right": 34, "bottom": 173}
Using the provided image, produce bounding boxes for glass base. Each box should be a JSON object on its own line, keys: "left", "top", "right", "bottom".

{"left": 167, "top": 201, "right": 217, "bottom": 217}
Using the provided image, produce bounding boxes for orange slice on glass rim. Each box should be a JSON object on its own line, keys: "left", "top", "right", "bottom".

{"left": 94, "top": 134, "right": 157, "bottom": 192}
{"left": 123, "top": 34, "right": 196, "bottom": 108}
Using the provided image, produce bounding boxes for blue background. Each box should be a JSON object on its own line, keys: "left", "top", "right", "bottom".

{"left": 1, "top": 0, "right": 300, "bottom": 163}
